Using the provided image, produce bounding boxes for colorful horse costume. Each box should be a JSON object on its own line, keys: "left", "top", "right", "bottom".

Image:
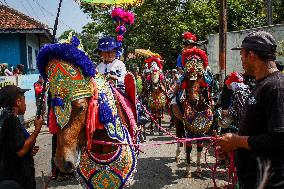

{"left": 37, "top": 35, "right": 138, "bottom": 189}
{"left": 143, "top": 56, "right": 167, "bottom": 135}
{"left": 177, "top": 48, "right": 214, "bottom": 178}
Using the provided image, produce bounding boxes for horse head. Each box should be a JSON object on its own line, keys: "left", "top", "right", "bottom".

{"left": 145, "top": 56, "right": 163, "bottom": 84}
{"left": 37, "top": 36, "right": 137, "bottom": 188}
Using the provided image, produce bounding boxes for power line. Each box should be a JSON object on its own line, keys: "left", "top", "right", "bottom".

{"left": 25, "top": 0, "right": 40, "bottom": 20}
{"left": 3, "top": 0, "right": 8, "bottom": 6}
{"left": 19, "top": 0, "right": 33, "bottom": 17}
{"left": 33, "top": 0, "right": 72, "bottom": 30}
{"left": 32, "top": 0, "right": 48, "bottom": 25}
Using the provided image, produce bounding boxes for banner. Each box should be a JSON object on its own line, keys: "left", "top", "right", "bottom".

{"left": 0, "top": 76, "right": 17, "bottom": 89}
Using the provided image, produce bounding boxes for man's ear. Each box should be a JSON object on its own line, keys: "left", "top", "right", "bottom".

{"left": 249, "top": 51, "right": 256, "bottom": 63}
{"left": 15, "top": 96, "right": 21, "bottom": 107}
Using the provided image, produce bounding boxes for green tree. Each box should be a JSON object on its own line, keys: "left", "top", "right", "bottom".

{"left": 78, "top": 0, "right": 283, "bottom": 69}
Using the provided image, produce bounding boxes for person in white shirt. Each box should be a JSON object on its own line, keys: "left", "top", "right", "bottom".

{"left": 95, "top": 37, "right": 126, "bottom": 90}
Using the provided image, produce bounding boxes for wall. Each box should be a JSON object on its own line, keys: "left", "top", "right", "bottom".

{"left": 0, "top": 74, "right": 39, "bottom": 120}
{"left": 0, "top": 34, "right": 21, "bottom": 68}
{"left": 207, "top": 24, "right": 284, "bottom": 75}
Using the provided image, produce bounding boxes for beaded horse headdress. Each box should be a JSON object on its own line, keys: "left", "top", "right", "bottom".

{"left": 144, "top": 56, "right": 163, "bottom": 72}
{"left": 182, "top": 48, "right": 208, "bottom": 80}
{"left": 37, "top": 33, "right": 95, "bottom": 128}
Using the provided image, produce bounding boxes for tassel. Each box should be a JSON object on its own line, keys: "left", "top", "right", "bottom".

{"left": 48, "top": 108, "right": 60, "bottom": 134}
{"left": 99, "top": 93, "right": 114, "bottom": 124}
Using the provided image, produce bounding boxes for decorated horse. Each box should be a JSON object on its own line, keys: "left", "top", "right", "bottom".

{"left": 143, "top": 56, "right": 167, "bottom": 135}
{"left": 37, "top": 36, "right": 138, "bottom": 189}
{"left": 171, "top": 48, "right": 214, "bottom": 178}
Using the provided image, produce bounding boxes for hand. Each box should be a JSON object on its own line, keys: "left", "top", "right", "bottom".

{"left": 31, "top": 146, "right": 39, "bottom": 156}
{"left": 108, "top": 74, "right": 118, "bottom": 81}
{"left": 34, "top": 116, "right": 43, "bottom": 133}
{"left": 217, "top": 133, "right": 240, "bottom": 152}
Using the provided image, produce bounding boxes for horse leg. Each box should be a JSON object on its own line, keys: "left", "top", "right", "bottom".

{"left": 196, "top": 142, "right": 203, "bottom": 176}
{"left": 185, "top": 142, "right": 192, "bottom": 178}
{"left": 158, "top": 110, "right": 163, "bottom": 136}
{"left": 174, "top": 117, "right": 183, "bottom": 163}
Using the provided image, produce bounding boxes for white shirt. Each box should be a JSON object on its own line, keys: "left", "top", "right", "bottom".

{"left": 97, "top": 59, "right": 127, "bottom": 86}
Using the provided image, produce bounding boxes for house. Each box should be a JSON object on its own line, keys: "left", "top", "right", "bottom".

{"left": 0, "top": 5, "right": 52, "bottom": 74}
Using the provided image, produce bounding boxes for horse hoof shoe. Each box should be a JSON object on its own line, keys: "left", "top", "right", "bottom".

{"left": 184, "top": 172, "right": 192, "bottom": 178}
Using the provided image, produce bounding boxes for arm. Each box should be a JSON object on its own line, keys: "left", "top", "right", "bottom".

{"left": 17, "top": 117, "right": 43, "bottom": 157}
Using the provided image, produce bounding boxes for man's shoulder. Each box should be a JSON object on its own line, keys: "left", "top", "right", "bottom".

{"left": 261, "top": 72, "right": 284, "bottom": 89}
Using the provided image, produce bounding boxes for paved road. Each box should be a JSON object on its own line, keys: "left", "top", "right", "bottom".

{"left": 32, "top": 115, "right": 227, "bottom": 189}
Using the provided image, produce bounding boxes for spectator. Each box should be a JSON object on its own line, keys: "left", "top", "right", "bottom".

{"left": 221, "top": 72, "right": 251, "bottom": 131}
{"left": 217, "top": 31, "right": 284, "bottom": 189}
{"left": 33, "top": 76, "right": 46, "bottom": 119}
{"left": 17, "top": 64, "right": 25, "bottom": 75}
{"left": 12, "top": 68, "right": 20, "bottom": 76}
{"left": 0, "top": 85, "right": 43, "bottom": 189}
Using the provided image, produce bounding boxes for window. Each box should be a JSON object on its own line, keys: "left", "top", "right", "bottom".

{"left": 28, "top": 46, "right": 33, "bottom": 70}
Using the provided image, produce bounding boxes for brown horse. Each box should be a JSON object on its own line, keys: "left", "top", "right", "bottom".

{"left": 37, "top": 36, "right": 138, "bottom": 188}
{"left": 171, "top": 48, "right": 214, "bottom": 178}
{"left": 144, "top": 56, "right": 167, "bottom": 135}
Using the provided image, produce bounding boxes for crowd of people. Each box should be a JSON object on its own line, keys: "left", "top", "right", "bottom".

{"left": 0, "top": 30, "right": 283, "bottom": 189}
{"left": 0, "top": 64, "right": 25, "bottom": 76}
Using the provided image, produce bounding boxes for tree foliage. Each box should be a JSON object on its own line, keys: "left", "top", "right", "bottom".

{"left": 66, "top": 0, "right": 283, "bottom": 69}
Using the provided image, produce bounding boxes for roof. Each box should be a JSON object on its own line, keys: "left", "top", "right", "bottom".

{"left": 0, "top": 5, "right": 52, "bottom": 39}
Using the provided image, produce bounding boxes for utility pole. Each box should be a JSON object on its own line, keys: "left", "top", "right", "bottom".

{"left": 219, "top": 0, "right": 227, "bottom": 87}
{"left": 266, "top": 0, "right": 273, "bottom": 25}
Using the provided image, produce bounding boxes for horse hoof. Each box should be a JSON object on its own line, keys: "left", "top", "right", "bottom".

{"left": 175, "top": 157, "right": 180, "bottom": 163}
{"left": 195, "top": 169, "right": 202, "bottom": 177}
{"left": 184, "top": 172, "right": 192, "bottom": 178}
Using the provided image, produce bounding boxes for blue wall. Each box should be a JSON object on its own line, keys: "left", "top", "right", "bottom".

{"left": 0, "top": 34, "right": 21, "bottom": 68}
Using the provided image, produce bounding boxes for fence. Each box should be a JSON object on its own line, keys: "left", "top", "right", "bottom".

{"left": 0, "top": 74, "right": 40, "bottom": 120}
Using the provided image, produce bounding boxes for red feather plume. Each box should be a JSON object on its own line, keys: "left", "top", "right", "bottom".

{"left": 182, "top": 48, "right": 208, "bottom": 68}
{"left": 144, "top": 56, "right": 163, "bottom": 69}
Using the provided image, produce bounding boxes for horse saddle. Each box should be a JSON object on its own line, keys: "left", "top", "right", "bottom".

{"left": 112, "top": 73, "right": 138, "bottom": 141}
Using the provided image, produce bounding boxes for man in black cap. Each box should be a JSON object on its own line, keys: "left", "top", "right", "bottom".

{"left": 217, "top": 31, "right": 284, "bottom": 188}
{"left": 0, "top": 85, "right": 43, "bottom": 189}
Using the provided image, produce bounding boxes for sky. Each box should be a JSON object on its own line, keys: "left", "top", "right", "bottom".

{"left": 2, "top": 0, "right": 91, "bottom": 37}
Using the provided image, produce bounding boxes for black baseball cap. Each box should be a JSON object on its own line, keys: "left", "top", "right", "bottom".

{"left": 0, "top": 85, "right": 30, "bottom": 108}
{"left": 231, "top": 31, "right": 277, "bottom": 54}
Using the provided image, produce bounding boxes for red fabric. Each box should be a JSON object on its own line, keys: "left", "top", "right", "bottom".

{"left": 48, "top": 108, "right": 60, "bottom": 134}
{"left": 112, "top": 87, "right": 137, "bottom": 143}
{"left": 182, "top": 32, "right": 197, "bottom": 42}
{"left": 144, "top": 56, "right": 163, "bottom": 69}
{"left": 147, "top": 75, "right": 151, "bottom": 81}
{"left": 225, "top": 72, "right": 244, "bottom": 86}
{"left": 34, "top": 82, "right": 43, "bottom": 96}
{"left": 181, "top": 82, "right": 187, "bottom": 90}
{"left": 159, "top": 73, "right": 164, "bottom": 81}
{"left": 86, "top": 81, "right": 103, "bottom": 150}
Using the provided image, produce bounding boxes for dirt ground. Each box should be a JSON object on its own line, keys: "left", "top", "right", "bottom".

{"left": 32, "top": 115, "right": 227, "bottom": 189}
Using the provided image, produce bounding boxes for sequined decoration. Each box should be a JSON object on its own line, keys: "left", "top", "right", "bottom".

{"left": 47, "top": 59, "right": 93, "bottom": 128}
{"left": 76, "top": 73, "right": 137, "bottom": 189}
{"left": 183, "top": 104, "right": 213, "bottom": 134}
{"left": 77, "top": 130, "right": 137, "bottom": 189}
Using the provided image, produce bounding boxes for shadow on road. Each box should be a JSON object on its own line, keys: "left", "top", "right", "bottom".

{"left": 36, "top": 176, "right": 79, "bottom": 189}
{"left": 130, "top": 157, "right": 179, "bottom": 189}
